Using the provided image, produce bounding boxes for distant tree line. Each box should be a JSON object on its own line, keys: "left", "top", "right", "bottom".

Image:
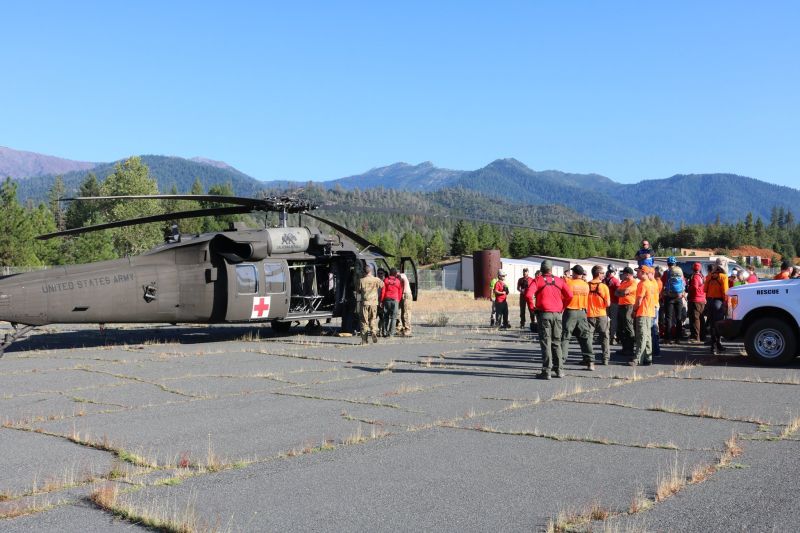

{"left": 2, "top": 163, "right": 799, "bottom": 268}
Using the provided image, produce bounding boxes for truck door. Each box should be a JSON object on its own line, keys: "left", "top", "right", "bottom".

{"left": 400, "top": 257, "right": 419, "bottom": 301}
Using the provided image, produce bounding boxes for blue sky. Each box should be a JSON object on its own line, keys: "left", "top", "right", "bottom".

{"left": 2, "top": 1, "right": 798, "bottom": 186}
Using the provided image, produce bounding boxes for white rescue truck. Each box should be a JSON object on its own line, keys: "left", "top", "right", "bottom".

{"left": 717, "top": 279, "right": 800, "bottom": 365}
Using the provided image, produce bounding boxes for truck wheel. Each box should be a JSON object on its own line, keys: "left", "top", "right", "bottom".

{"left": 271, "top": 320, "right": 292, "bottom": 334}
{"left": 744, "top": 318, "right": 797, "bottom": 365}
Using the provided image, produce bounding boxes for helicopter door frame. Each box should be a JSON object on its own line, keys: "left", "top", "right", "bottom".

{"left": 400, "top": 256, "right": 419, "bottom": 301}
{"left": 262, "top": 260, "right": 290, "bottom": 320}
{"left": 225, "top": 262, "right": 262, "bottom": 322}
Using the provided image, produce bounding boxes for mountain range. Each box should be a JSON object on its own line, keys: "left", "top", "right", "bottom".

{"left": 3, "top": 146, "right": 798, "bottom": 225}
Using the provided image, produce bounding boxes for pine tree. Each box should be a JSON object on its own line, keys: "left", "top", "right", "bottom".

{"left": 0, "top": 178, "right": 40, "bottom": 266}
{"left": 451, "top": 221, "right": 479, "bottom": 256}
{"left": 100, "top": 156, "right": 163, "bottom": 256}
{"left": 425, "top": 230, "right": 447, "bottom": 264}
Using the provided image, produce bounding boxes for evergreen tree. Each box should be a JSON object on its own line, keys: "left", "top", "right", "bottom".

{"left": 65, "top": 172, "right": 102, "bottom": 229}
{"left": 0, "top": 178, "right": 40, "bottom": 266}
{"left": 48, "top": 176, "right": 66, "bottom": 231}
{"left": 425, "top": 230, "right": 447, "bottom": 264}
{"left": 450, "top": 221, "right": 479, "bottom": 256}
{"left": 100, "top": 156, "right": 163, "bottom": 256}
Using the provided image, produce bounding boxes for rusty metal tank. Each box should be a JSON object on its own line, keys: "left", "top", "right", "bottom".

{"left": 473, "top": 249, "right": 501, "bottom": 299}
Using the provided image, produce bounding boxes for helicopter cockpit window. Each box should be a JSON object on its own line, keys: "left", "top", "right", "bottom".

{"left": 235, "top": 264, "right": 258, "bottom": 294}
{"left": 263, "top": 262, "right": 286, "bottom": 293}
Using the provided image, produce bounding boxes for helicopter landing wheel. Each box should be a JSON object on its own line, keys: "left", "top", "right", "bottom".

{"left": 271, "top": 321, "right": 292, "bottom": 334}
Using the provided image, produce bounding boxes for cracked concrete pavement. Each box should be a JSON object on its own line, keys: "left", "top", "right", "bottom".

{"left": 1, "top": 318, "right": 799, "bottom": 532}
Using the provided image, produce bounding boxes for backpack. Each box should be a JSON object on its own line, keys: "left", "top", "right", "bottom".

{"left": 666, "top": 267, "right": 685, "bottom": 296}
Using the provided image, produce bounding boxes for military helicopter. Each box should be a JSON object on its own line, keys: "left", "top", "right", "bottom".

{"left": 0, "top": 194, "right": 419, "bottom": 356}
{"left": 0, "top": 194, "right": 598, "bottom": 357}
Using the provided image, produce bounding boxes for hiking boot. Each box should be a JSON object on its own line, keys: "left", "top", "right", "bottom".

{"left": 372, "top": 332, "right": 378, "bottom": 344}
{"left": 587, "top": 361, "right": 595, "bottom": 371}
{"left": 537, "top": 370, "right": 551, "bottom": 380}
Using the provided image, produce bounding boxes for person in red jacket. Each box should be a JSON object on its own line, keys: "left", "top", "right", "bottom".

{"left": 603, "top": 265, "right": 621, "bottom": 344}
{"left": 746, "top": 265, "right": 759, "bottom": 284}
{"left": 380, "top": 268, "right": 403, "bottom": 337}
{"left": 493, "top": 271, "right": 511, "bottom": 329}
{"left": 534, "top": 260, "right": 573, "bottom": 379}
{"left": 686, "top": 262, "right": 707, "bottom": 343}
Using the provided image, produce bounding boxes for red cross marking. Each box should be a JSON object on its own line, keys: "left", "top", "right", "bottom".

{"left": 252, "top": 297, "right": 270, "bottom": 318}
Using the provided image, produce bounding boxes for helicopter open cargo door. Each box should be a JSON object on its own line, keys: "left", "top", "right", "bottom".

{"left": 400, "top": 257, "right": 418, "bottom": 301}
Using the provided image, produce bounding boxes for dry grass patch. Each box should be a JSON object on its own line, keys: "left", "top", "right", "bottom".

{"left": 628, "top": 487, "right": 652, "bottom": 514}
{"left": 90, "top": 484, "right": 221, "bottom": 533}
{"left": 546, "top": 502, "right": 613, "bottom": 533}
{"left": 780, "top": 416, "right": 800, "bottom": 438}
{"left": 655, "top": 457, "right": 686, "bottom": 502}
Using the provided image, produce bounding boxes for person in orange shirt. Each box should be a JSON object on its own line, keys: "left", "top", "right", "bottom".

{"left": 587, "top": 265, "right": 611, "bottom": 364}
{"left": 615, "top": 267, "right": 639, "bottom": 358}
{"left": 632, "top": 266, "right": 658, "bottom": 365}
{"left": 774, "top": 261, "right": 792, "bottom": 280}
{"left": 704, "top": 258, "right": 729, "bottom": 355}
{"left": 561, "top": 265, "right": 596, "bottom": 370}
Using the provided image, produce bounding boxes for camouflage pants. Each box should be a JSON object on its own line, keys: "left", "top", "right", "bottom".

{"left": 588, "top": 315, "right": 610, "bottom": 361}
{"left": 400, "top": 298, "right": 413, "bottom": 334}
{"left": 536, "top": 311, "right": 563, "bottom": 372}
{"left": 361, "top": 304, "right": 378, "bottom": 335}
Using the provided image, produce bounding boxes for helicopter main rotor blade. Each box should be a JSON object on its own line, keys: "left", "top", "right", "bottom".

{"left": 62, "top": 195, "right": 317, "bottom": 213}
{"left": 37, "top": 205, "right": 253, "bottom": 240}
{"left": 317, "top": 205, "right": 600, "bottom": 238}
{"left": 303, "top": 212, "right": 394, "bottom": 257}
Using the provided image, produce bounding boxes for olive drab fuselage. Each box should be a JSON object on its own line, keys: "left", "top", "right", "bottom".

{"left": 0, "top": 226, "right": 418, "bottom": 329}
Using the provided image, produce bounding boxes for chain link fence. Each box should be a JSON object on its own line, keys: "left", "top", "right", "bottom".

{"left": 417, "top": 269, "right": 463, "bottom": 291}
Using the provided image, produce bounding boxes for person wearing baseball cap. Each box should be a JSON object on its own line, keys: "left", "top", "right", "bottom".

{"left": 704, "top": 259, "right": 729, "bottom": 355}
{"left": 533, "top": 259, "right": 573, "bottom": 379}
{"left": 561, "top": 265, "right": 595, "bottom": 370}
{"left": 614, "top": 266, "right": 638, "bottom": 358}
{"left": 662, "top": 256, "right": 686, "bottom": 345}
{"left": 686, "top": 262, "right": 707, "bottom": 343}
{"left": 517, "top": 268, "right": 534, "bottom": 329}
{"left": 493, "top": 271, "right": 511, "bottom": 329}
{"left": 603, "top": 265, "right": 621, "bottom": 345}
{"left": 631, "top": 265, "right": 658, "bottom": 365}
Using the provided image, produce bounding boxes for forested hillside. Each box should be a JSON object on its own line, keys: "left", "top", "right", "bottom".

{"left": 14, "top": 155, "right": 265, "bottom": 202}
{"left": 2, "top": 157, "right": 800, "bottom": 270}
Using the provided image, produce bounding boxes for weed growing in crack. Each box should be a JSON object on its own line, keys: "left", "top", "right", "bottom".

{"left": 655, "top": 456, "right": 686, "bottom": 502}
{"left": 628, "top": 487, "right": 652, "bottom": 514}
{"left": 781, "top": 416, "right": 800, "bottom": 439}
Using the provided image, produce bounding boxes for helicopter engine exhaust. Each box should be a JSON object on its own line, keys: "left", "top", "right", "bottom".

{"left": 265, "top": 228, "right": 311, "bottom": 255}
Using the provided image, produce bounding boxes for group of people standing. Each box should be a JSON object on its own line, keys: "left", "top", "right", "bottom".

{"left": 357, "top": 266, "right": 413, "bottom": 345}
{"left": 490, "top": 238, "right": 796, "bottom": 378}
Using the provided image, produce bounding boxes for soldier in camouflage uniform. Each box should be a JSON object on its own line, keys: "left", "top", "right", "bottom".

{"left": 359, "top": 266, "right": 384, "bottom": 344}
